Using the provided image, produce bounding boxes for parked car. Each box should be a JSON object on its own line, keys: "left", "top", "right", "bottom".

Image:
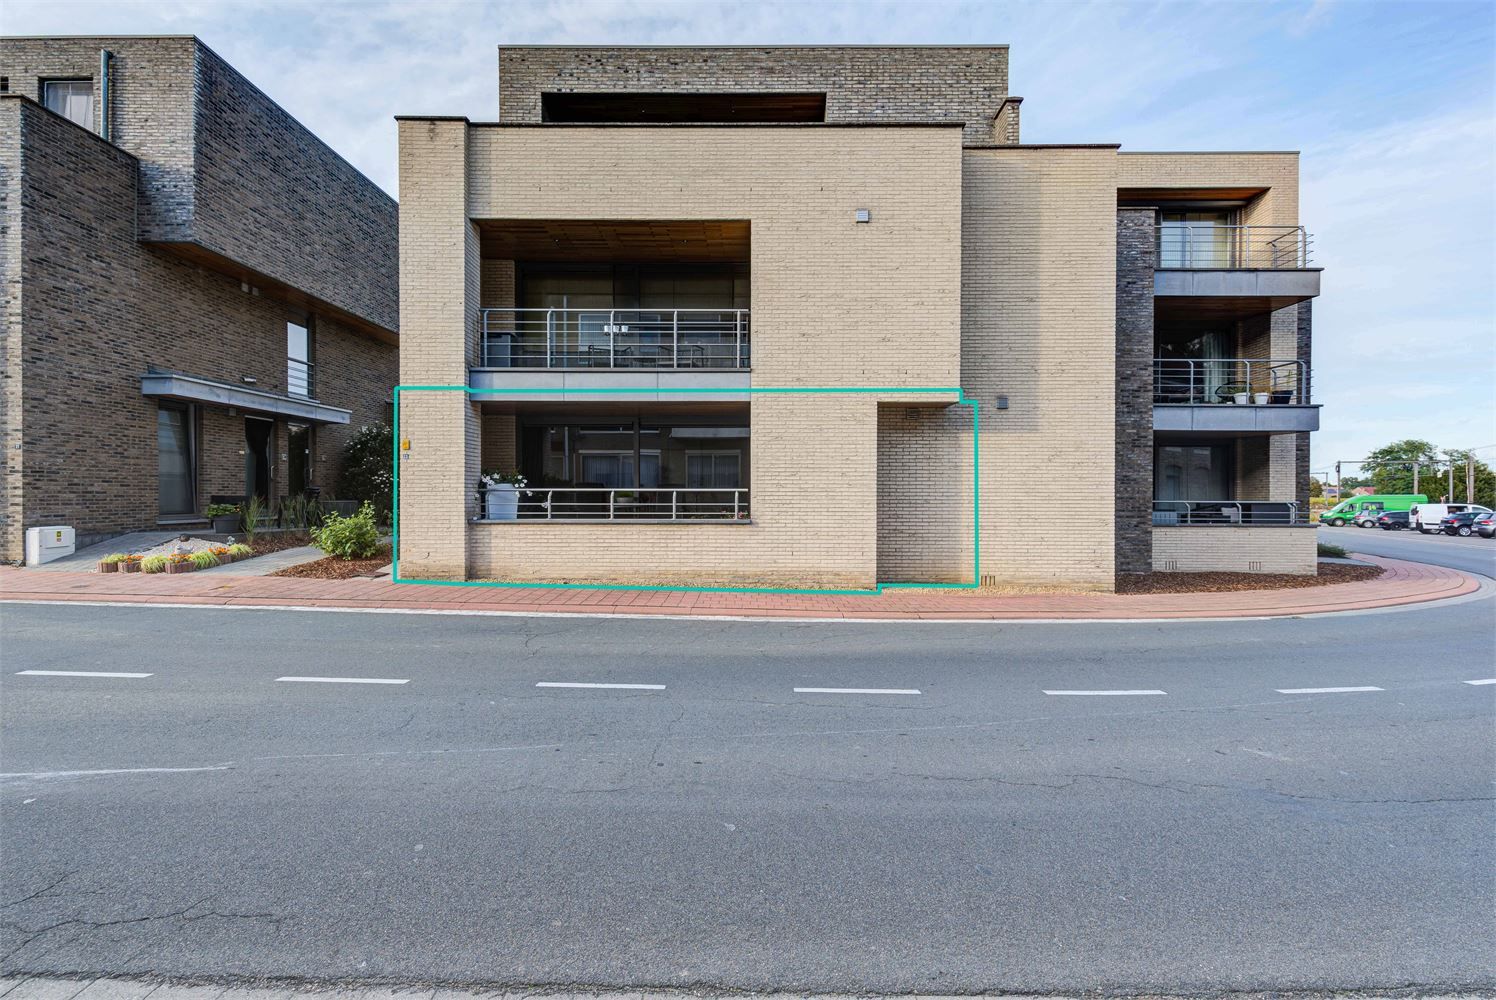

{"left": 1376, "top": 511, "right": 1409, "bottom": 530}
{"left": 1438, "top": 511, "right": 1484, "bottom": 537}
{"left": 1475, "top": 513, "right": 1496, "bottom": 539}
{"left": 1320, "top": 494, "right": 1426, "bottom": 527}
{"left": 1354, "top": 506, "right": 1385, "bottom": 527}
{"left": 1411, "top": 502, "right": 1494, "bottom": 533}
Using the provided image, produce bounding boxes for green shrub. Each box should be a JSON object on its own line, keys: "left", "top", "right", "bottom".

{"left": 1317, "top": 542, "right": 1348, "bottom": 559}
{"left": 228, "top": 543, "right": 253, "bottom": 559}
{"left": 189, "top": 550, "right": 220, "bottom": 569}
{"left": 311, "top": 501, "right": 380, "bottom": 559}
{"left": 337, "top": 423, "right": 394, "bottom": 523}
{"left": 99, "top": 553, "right": 126, "bottom": 565}
{"left": 204, "top": 502, "right": 241, "bottom": 518}
{"left": 242, "top": 494, "right": 266, "bottom": 543}
{"left": 141, "top": 555, "right": 168, "bottom": 573}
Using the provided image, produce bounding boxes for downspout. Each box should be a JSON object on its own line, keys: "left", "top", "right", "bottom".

{"left": 98, "top": 49, "right": 112, "bottom": 141}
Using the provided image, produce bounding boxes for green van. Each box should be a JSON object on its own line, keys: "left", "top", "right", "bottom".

{"left": 1319, "top": 494, "right": 1427, "bottom": 527}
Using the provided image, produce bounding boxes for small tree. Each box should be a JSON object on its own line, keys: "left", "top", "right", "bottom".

{"left": 337, "top": 423, "right": 394, "bottom": 523}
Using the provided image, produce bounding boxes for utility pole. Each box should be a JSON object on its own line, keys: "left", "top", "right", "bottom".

{"left": 1469, "top": 456, "right": 1477, "bottom": 504}
{"left": 1412, "top": 462, "right": 1419, "bottom": 494}
{"left": 1335, "top": 461, "right": 1341, "bottom": 497}
{"left": 1448, "top": 459, "right": 1455, "bottom": 504}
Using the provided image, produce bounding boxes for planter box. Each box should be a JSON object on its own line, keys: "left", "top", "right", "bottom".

{"left": 119, "top": 560, "right": 141, "bottom": 574}
{"left": 211, "top": 515, "right": 241, "bottom": 533}
{"left": 164, "top": 560, "right": 193, "bottom": 574}
{"left": 97, "top": 560, "right": 119, "bottom": 573}
{"left": 484, "top": 483, "right": 519, "bottom": 521}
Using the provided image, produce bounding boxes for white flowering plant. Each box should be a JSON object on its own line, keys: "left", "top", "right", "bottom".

{"left": 477, "top": 470, "right": 529, "bottom": 495}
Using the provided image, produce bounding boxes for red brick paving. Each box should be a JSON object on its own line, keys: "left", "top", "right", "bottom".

{"left": 0, "top": 555, "right": 1479, "bottom": 620}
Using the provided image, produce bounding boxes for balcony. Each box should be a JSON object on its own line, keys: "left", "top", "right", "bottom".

{"left": 471, "top": 307, "right": 751, "bottom": 402}
{"left": 1152, "top": 358, "right": 1319, "bottom": 433}
{"left": 1154, "top": 224, "right": 1320, "bottom": 308}
{"left": 1152, "top": 500, "right": 1303, "bottom": 526}
{"left": 477, "top": 486, "right": 749, "bottom": 523}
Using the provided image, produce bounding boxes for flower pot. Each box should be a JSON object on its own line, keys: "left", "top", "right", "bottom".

{"left": 164, "top": 560, "right": 192, "bottom": 574}
{"left": 97, "top": 560, "right": 119, "bottom": 573}
{"left": 1270, "top": 390, "right": 1292, "bottom": 405}
{"left": 119, "top": 560, "right": 140, "bottom": 574}
{"left": 484, "top": 483, "right": 519, "bottom": 521}
{"left": 1232, "top": 392, "right": 1249, "bottom": 405}
{"left": 212, "top": 515, "right": 240, "bottom": 533}
{"left": 1253, "top": 392, "right": 1270, "bottom": 405}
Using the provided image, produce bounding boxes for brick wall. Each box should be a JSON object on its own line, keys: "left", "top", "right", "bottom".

{"left": 498, "top": 47, "right": 1009, "bottom": 145}
{"left": 962, "top": 147, "right": 1119, "bottom": 588}
{"left": 0, "top": 36, "right": 398, "bottom": 333}
{"left": 1116, "top": 152, "right": 1300, "bottom": 227}
{"left": 0, "top": 96, "right": 395, "bottom": 558}
{"left": 876, "top": 403, "right": 974, "bottom": 583}
{"left": 0, "top": 100, "right": 22, "bottom": 551}
{"left": 1115, "top": 207, "right": 1155, "bottom": 576}
{"left": 1153, "top": 525, "right": 1316, "bottom": 574}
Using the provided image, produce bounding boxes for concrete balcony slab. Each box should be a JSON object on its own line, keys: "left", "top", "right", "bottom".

{"left": 1154, "top": 403, "right": 1320, "bottom": 433}
{"left": 469, "top": 368, "right": 750, "bottom": 402}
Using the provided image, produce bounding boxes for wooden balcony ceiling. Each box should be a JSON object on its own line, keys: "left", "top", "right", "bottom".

{"left": 479, "top": 220, "right": 750, "bottom": 262}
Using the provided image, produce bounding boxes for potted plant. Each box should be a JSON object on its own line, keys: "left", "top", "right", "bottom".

{"left": 141, "top": 555, "right": 168, "bottom": 574}
{"left": 228, "top": 543, "right": 253, "bottom": 562}
{"left": 164, "top": 552, "right": 195, "bottom": 574}
{"left": 477, "top": 471, "right": 527, "bottom": 521}
{"left": 205, "top": 502, "right": 242, "bottom": 533}
{"left": 210, "top": 545, "right": 232, "bottom": 564}
{"left": 119, "top": 554, "right": 143, "bottom": 574}
{"left": 97, "top": 553, "right": 125, "bottom": 573}
{"left": 189, "top": 550, "right": 220, "bottom": 570}
{"left": 1218, "top": 382, "right": 1249, "bottom": 405}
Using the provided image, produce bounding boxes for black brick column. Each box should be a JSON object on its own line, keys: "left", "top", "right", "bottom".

{"left": 1115, "top": 208, "right": 1156, "bottom": 577}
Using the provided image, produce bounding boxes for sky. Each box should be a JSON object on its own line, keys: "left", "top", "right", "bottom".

{"left": 5, "top": 0, "right": 1494, "bottom": 473}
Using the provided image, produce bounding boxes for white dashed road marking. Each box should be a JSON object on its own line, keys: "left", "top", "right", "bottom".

{"left": 276, "top": 676, "right": 409, "bottom": 685}
{"left": 536, "top": 682, "right": 666, "bottom": 690}
{"left": 1275, "top": 686, "right": 1383, "bottom": 695}
{"left": 1464, "top": 678, "right": 1496, "bottom": 686}
{"left": 1042, "top": 689, "right": 1166, "bottom": 696}
{"left": 793, "top": 687, "right": 922, "bottom": 695}
{"left": 14, "top": 670, "right": 153, "bottom": 678}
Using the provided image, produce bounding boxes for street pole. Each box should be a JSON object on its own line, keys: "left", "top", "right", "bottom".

{"left": 1413, "top": 462, "right": 1419, "bottom": 494}
{"left": 1469, "top": 456, "right": 1476, "bottom": 504}
{"left": 1335, "top": 461, "right": 1341, "bottom": 497}
{"left": 1448, "top": 460, "right": 1454, "bottom": 504}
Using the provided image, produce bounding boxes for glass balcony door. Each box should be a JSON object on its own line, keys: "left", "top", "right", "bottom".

{"left": 1160, "top": 211, "right": 1235, "bottom": 268}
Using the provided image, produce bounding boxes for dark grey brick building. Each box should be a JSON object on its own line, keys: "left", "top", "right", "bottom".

{"left": 0, "top": 36, "right": 398, "bottom": 559}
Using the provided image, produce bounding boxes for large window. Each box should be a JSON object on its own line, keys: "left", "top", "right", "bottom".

{"left": 157, "top": 404, "right": 196, "bottom": 516}
{"left": 41, "top": 79, "right": 94, "bottom": 130}
{"left": 287, "top": 315, "right": 312, "bottom": 397}
{"left": 518, "top": 411, "right": 749, "bottom": 491}
{"left": 1155, "top": 443, "right": 1231, "bottom": 501}
{"left": 686, "top": 451, "right": 741, "bottom": 488}
{"left": 1159, "top": 210, "right": 1236, "bottom": 268}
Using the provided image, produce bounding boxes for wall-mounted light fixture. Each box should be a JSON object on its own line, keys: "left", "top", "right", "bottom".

{"left": 995, "top": 395, "right": 1009, "bottom": 410}
{"left": 854, "top": 208, "right": 871, "bottom": 224}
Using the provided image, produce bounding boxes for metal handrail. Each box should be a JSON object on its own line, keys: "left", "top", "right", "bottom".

{"left": 1155, "top": 224, "right": 1312, "bottom": 269}
{"left": 478, "top": 308, "right": 751, "bottom": 370}
{"left": 1152, "top": 500, "right": 1302, "bottom": 526}
{"left": 287, "top": 358, "right": 314, "bottom": 398}
{"left": 1153, "top": 358, "right": 1310, "bottom": 404}
{"left": 477, "top": 486, "right": 749, "bottom": 522}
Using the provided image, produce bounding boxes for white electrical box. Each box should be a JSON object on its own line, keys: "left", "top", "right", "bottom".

{"left": 25, "top": 525, "right": 75, "bottom": 566}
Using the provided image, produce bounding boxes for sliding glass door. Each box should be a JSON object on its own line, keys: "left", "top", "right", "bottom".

{"left": 157, "top": 404, "right": 196, "bottom": 516}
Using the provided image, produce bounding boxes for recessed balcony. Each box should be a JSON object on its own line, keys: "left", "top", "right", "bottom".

{"left": 470, "top": 307, "right": 751, "bottom": 401}
{"left": 1152, "top": 358, "right": 1320, "bottom": 433}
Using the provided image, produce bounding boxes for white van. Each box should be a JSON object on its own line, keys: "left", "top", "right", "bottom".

{"left": 1409, "top": 502, "right": 1493, "bottom": 533}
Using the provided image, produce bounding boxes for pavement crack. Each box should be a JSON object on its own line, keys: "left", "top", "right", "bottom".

{"left": 3, "top": 896, "right": 281, "bottom": 961}
{"left": 2, "top": 871, "right": 77, "bottom": 908}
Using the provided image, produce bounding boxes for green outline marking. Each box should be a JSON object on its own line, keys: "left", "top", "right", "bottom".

{"left": 392, "top": 385, "right": 979, "bottom": 596}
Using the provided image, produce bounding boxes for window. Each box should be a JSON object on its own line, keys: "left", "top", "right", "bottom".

{"left": 157, "top": 404, "right": 196, "bottom": 516}
{"left": 1154, "top": 444, "right": 1231, "bottom": 501}
{"left": 41, "top": 79, "right": 94, "bottom": 130}
{"left": 579, "top": 451, "right": 660, "bottom": 488}
{"left": 1159, "top": 210, "right": 1236, "bottom": 268}
{"left": 686, "top": 451, "right": 741, "bottom": 488}
{"left": 287, "top": 315, "right": 312, "bottom": 397}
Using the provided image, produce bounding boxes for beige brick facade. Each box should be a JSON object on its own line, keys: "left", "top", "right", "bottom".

{"left": 1153, "top": 526, "right": 1317, "bottom": 574}
{"left": 396, "top": 47, "right": 1317, "bottom": 589}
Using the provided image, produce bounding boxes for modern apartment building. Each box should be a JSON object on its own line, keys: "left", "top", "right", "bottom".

{"left": 0, "top": 36, "right": 398, "bottom": 560}
{"left": 395, "top": 45, "right": 1320, "bottom": 590}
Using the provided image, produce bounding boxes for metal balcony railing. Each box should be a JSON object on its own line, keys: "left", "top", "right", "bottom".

{"left": 1153, "top": 358, "right": 1310, "bottom": 404}
{"left": 288, "top": 358, "right": 314, "bottom": 398}
{"left": 1152, "top": 500, "right": 1303, "bottom": 527}
{"left": 1156, "top": 225, "right": 1312, "bottom": 269}
{"left": 478, "top": 308, "right": 750, "bottom": 369}
{"left": 477, "top": 486, "right": 749, "bottom": 522}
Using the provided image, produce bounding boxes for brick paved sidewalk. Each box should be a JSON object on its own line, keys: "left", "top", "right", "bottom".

{"left": 0, "top": 555, "right": 1480, "bottom": 621}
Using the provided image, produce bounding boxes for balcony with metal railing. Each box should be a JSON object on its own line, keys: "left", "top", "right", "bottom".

{"left": 1153, "top": 224, "right": 1321, "bottom": 304}
{"left": 1152, "top": 500, "right": 1303, "bottom": 527}
{"left": 470, "top": 307, "right": 752, "bottom": 401}
{"left": 476, "top": 486, "right": 749, "bottom": 523}
{"left": 1152, "top": 357, "right": 1319, "bottom": 433}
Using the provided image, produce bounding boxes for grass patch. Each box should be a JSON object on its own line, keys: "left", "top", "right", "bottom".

{"left": 1317, "top": 541, "right": 1348, "bottom": 558}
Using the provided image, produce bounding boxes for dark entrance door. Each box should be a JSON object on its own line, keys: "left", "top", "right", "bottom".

{"left": 287, "top": 423, "right": 311, "bottom": 496}
{"left": 244, "top": 418, "right": 273, "bottom": 502}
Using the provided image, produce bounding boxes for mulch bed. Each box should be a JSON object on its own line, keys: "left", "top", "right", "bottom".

{"left": 269, "top": 545, "right": 391, "bottom": 580}
{"left": 246, "top": 532, "right": 314, "bottom": 556}
{"left": 1116, "top": 561, "right": 1384, "bottom": 595}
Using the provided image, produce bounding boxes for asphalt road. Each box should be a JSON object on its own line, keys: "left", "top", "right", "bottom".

{"left": 2, "top": 592, "right": 1493, "bottom": 994}
{"left": 1325, "top": 521, "right": 1496, "bottom": 577}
